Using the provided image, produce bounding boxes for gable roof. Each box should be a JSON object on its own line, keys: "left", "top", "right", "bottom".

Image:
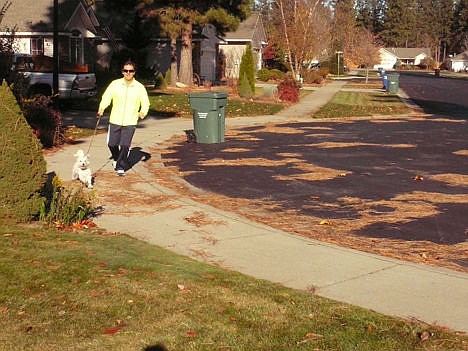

{"left": 0, "top": 0, "right": 98, "bottom": 35}
{"left": 224, "top": 12, "right": 266, "bottom": 44}
{"left": 451, "top": 50, "right": 468, "bottom": 62}
{"left": 382, "top": 47, "right": 430, "bottom": 59}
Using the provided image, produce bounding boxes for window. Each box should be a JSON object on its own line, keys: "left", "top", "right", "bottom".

{"left": 70, "top": 30, "right": 83, "bottom": 65}
{"left": 31, "top": 37, "right": 44, "bottom": 56}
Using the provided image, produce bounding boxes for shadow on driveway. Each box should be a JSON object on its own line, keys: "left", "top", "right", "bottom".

{"left": 162, "top": 116, "right": 467, "bottom": 248}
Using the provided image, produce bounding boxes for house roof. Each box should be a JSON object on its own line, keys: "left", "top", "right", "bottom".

{"left": 382, "top": 47, "right": 430, "bottom": 59}
{"left": 0, "top": 0, "right": 95, "bottom": 34}
{"left": 451, "top": 50, "right": 468, "bottom": 62}
{"left": 224, "top": 12, "right": 265, "bottom": 42}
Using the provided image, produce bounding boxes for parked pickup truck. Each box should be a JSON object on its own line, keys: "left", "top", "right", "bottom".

{"left": 10, "top": 54, "right": 97, "bottom": 100}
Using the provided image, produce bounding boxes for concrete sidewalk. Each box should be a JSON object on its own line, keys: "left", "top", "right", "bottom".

{"left": 45, "top": 81, "right": 468, "bottom": 333}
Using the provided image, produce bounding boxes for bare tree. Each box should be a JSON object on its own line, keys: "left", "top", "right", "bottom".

{"left": 343, "top": 27, "right": 380, "bottom": 82}
{"left": 270, "top": 0, "right": 332, "bottom": 78}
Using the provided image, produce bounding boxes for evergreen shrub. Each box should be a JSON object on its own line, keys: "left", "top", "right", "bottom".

{"left": 154, "top": 72, "right": 167, "bottom": 90}
{"left": 238, "top": 73, "right": 253, "bottom": 98}
{"left": 269, "top": 69, "right": 285, "bottom": 81}
{"left": 278, "top": 78, "right": 300, "bottom": 103}
{"left": 238, "top": 44, "right": 255, "bottom": 95}
{"left": 0, "top": 80, "right": 46, "bottom": 221}
{"left": 257, "top": 68, "right": 271, "bottom": 82}
{"left": 164, "top": 69, "right": 171, "bottom": 85}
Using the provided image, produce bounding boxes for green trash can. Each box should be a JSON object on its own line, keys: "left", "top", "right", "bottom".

{"left": 188, "top": 92, "right": 228, "bottom": 144}
{"left": 386, "top": 73, "right": 400, "bottom": 94}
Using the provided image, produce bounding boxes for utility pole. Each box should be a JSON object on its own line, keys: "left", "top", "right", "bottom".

{"left": 53, "top": 0, "right": 59, "bottom": 106}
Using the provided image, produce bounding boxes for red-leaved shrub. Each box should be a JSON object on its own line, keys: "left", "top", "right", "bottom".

{"left": 278, "top": 78, "right": 300, "bottom": 103}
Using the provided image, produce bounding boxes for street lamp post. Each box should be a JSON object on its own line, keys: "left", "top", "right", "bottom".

{"left": 336, "top": 51, "right": 343, "bottom": 76}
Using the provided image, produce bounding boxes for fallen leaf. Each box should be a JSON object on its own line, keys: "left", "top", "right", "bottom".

{"left": 103, "top": 325, "right": 125, "bottom": 335}
{"left": 420, "top": 331, "right": 431, "bottom": 342}
{"left": 413, "top": 175, "right": 424, "bottom": 181}
{"left": 177, "top": 284, "right": 185, "bottom": 290}
{"left": 319, "top": 220, "right": 331, "bottom": 225}
{"left": 186, "top": 330, "right": 197, "bottom": 337}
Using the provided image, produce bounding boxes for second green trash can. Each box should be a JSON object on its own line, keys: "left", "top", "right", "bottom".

{"left": 386, "top": 73, "right": 400, "bottom": 94}
{"left": 188, "top": 92, "right": 228, "bottom": 144}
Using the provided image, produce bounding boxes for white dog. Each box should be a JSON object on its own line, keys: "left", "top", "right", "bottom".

{"left": 72, "top": 149, "right": 93, "bottom": 188}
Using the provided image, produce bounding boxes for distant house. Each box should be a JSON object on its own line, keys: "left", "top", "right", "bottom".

{"left": 448, "top": 51, "right": 468, "bottom": 72}
{"left": 219, "top": 12, "right": 267, "bottom": 79}
{"left": 145, "top": 12, "right": 267, "bottom": 83}
{"left": 374, "top": 48, "right": 430, "bottom": 70}
{"left": 0, "top": 0, "right": 104, "bottom": 71}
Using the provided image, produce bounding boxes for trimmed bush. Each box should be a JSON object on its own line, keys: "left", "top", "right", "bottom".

{"left": 257, "top": 68, "right": 286, "bottom": 82}
{"left": 269, "top": 69, "right": 285, "bottom": 81}
{"left": 302, "top": 70, "right": 325, "bottom": 84}
{"left": 0, "top": 80, "right": 46, "bottom": 221}
{"left": 278, "top": 78, "right": 300, "bottom": 103}
{"left": 257, "top": 68, "right": 271, "bottom": 82}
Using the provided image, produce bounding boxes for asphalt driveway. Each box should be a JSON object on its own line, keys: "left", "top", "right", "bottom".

{"left": 160, "top": 88, "right": 468, "bottom": 271}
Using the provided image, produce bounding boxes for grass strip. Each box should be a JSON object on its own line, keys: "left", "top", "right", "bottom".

{"left": 314, "top": 91, "right": 412, "bottom": 119}
{"left": 0, "top": 220, "right": 466, "bottom": 350}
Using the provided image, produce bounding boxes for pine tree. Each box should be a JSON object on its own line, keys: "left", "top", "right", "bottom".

{"left": 449, "top": 0, "right": 468, "bottom": 53}
{"left": 419, "top": 0, "right": 455, "bottom": 64}
{"left": 355, "top": 0, "right": 385, "bottom": 34}
{"left": 380, "top": 0, "right": 419, "bottom": 47}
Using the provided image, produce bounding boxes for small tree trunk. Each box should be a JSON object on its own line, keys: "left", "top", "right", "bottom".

{"left": 179, "top": 23, "right": 193, "bottom": 86}
{"left": 170, "top": 38, "right": 178, "bottom": 87}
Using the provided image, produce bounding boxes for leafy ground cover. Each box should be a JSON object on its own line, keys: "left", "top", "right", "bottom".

{"left": 1, "top": 219, "right": 466, "bottom": 351}
{"left": 313, "top": 91, "right": 412, "bottom": 119}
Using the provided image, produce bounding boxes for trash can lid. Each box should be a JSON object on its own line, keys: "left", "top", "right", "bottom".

{"left": 188, "top": 92, "right": 228, "bottom": 99}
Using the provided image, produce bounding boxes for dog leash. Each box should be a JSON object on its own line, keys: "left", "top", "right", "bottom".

{"left": 86, "top": 115, "right": 102, "bottom": 156}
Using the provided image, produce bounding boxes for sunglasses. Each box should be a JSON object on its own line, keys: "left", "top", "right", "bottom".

{"left": 122, "top": 69, "right": 135, "bottom": 73}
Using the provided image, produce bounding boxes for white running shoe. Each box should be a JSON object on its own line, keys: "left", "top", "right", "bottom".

{"left": 117, "top": 169, "right": 125, "bottom": 176}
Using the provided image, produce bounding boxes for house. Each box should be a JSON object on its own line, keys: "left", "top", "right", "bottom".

{"left": 218, "top": 12, "right": 267, "bottom": 79}
{"left": 448, "top": 51, "right": 468, "bottom": 72}
{"left": 0, "top": 0, "right": 103, "bottom": 71}
{"left": 145, "top": 12, "right": 267, "bottom": 83}
{"left": 1, "top": 2, "right": 266, "bottom": 83}
{"left": 374, "top": 48, "right": 430, "bottom": 70}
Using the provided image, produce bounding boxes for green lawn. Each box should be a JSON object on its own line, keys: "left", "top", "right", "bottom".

{"left": 7, "top": 85, "right": 468, "bottom": 350}
{"left": 314, "top": 91, "right": 412, "bottom": 119}
{"left": 148, "top": 90, "right": 284, "bottom": 118}
{"left": 0, "top": 220, "right": 466, "bottom": 351}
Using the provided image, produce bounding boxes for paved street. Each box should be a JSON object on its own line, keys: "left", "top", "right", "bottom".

{"left": 398, "top": 72, "right": 468, "bottom": 118}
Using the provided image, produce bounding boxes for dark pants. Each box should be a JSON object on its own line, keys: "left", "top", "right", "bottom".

{"left": 107, "top": 123, "right": 136, "bottom": 171}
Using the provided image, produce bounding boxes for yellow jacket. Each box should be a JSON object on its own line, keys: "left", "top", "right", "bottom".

{"left": 99, "top": 78, "right": 150, "bottom": 126}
